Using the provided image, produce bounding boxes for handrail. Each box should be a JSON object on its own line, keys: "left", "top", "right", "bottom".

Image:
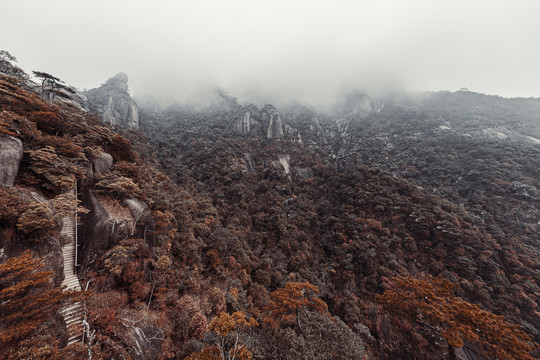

{"left": 74, "top": 181, "right": 79, "bottom": 267}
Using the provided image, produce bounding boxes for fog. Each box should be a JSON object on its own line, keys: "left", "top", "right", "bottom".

{"left": 2, "top": 0, "right": 540, "bottom": 107}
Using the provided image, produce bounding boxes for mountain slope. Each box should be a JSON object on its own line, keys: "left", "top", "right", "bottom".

{"left": 139, "top": 96, "right": 539, "bottom": 359}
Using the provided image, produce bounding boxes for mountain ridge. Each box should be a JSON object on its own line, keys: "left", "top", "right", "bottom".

{"left": 0, "top": 51, "right": 538, "bottom": 359}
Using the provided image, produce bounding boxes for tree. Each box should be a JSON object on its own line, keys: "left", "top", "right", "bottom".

{"left": 32, "top": 71, "right": 74, "bottom": 105}
{"left": 263, "top": 282, "right": 328, "bottom": 337}
{"left": 94, "top": 172, "right": 143, "bottom": 199}
{"left": 0, "top": 251, "right": 81, "bottom": 355}
{"left": 27, "top": 145, "right": 84, "bottom": 193}
{"left": 15, "top": 200, "right": 57, "bottom": 238}
{"left": 377, "top": 274, "right": 537, "bottom": 360}
{"left": 0, "top": 50, "right": 28, "bottom": 82}
{"left": 186, "top": 311, "right": 258, "bottom": 360}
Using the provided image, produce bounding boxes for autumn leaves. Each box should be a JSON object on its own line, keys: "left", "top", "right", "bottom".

{"left": 186, "top": 281, "right": 330, "bottom": 360}
{"left": 377, "top": 275, "right": 537, "bottom": 360}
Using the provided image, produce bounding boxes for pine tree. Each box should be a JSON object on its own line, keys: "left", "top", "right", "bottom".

{"left": 263, "top": 281, "right": 329, "bottom": 335}
{"left": 377, "top": 274, "right": 537, "bottom": 360}
{"left": 0, "top": 251, "right": 80, "bottom": 354}
{"left": 185, "top": 311, "right": 258, "bottom": 360}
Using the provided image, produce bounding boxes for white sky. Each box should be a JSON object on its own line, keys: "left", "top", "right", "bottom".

{"left": 2, "top": 0, "right": 539, "bottom": 105}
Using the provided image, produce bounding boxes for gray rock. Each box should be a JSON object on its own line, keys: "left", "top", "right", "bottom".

{"left": 232, "top": 105, "right": 286, "bottom": 139}
{"left": 261, "top": 105, "right": 284, "bottom": 139}
{"left": 283, "top": 124, "right": 302, "bottom": 143}
{"left": 78, "top": 191, "right": 155, "bottom": 270}
{"left": 233, "top": 111, "right": 260, "bottom": 135}
{"left": 78, "top": 190, "right": 130, "bottom": 269}
{"left": 91, "top": 152, "right": 113, "bottom": 176}
{"left": 84, "top": 73, "right": 139, "bottom": 128}
{"left": 0, "top": 135, "right": 23, "bottom": 187}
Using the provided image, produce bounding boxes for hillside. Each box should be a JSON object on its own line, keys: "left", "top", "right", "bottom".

{"left": 138, "top": 94, "right": 539, "bottom": 359}
{"left": 0, "top": 51, "right": 539, "bottom": 359}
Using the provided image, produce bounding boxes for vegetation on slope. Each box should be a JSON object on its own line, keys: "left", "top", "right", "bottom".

{"left": 0, "top": 51, "right": 538, "bottom": 359}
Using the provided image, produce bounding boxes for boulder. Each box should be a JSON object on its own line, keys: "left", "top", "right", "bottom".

{"left": 0, "top": 135, "right": 23, "bottom": 187}
{"left": 78, "top": 190, "right": 130, "bottom": 269}
{"left": 92, "top": 152, "right": 113, "bottom": 176}
{"left": 78, "top": 191, "right": 155, "bottom": 270}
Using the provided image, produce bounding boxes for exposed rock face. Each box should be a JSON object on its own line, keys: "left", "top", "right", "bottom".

{"left": 85, "top": 73, "right": 139, "bottom": 128}
{"left": 79, "top": 190, "right": 153, "bottom": 270}
{"left": 283, "top": 124, "right": 302, "bottom": 143}
{"left": 78, "top": 190, "right": 130, "bottom": 269}
{"left": 261, "top": 105, "right": 285, "bottom": 139}
{"left": 91, "top": 152, "right": 113, "bottom": 176}
{"left": 233, "top": 111, "right": 260, "bottom": 135}
{"left": 0, "top": 135, "right": 23, "bottom": 187}
{"left": 231, "top": 105, "right": 286, "bottom": 139}
{"left": 336, "top": 92, "right": 384, "bottom": 119}
{"left": 277, "top": 154, "right": 290, "bottom": 174}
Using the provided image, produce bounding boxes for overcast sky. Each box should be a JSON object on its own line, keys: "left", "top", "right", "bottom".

{"left": 2, "top": 0, "right": 539, "bottom": 105}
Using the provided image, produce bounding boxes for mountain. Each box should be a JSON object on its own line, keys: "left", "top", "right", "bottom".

{"left": 0, "top": 51, "right": 538, "bottom": 359}
{"left": 137, "top": 93, "right": 539, "bottom": 359}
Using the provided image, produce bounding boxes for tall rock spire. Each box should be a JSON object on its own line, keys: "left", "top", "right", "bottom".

{"left": 84, "top": 73, "right": 139, "bottom": 128}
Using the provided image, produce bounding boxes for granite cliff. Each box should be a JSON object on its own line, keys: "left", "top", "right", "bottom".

{"left": 85, "top": 73, "right": 139, "bottom": 128}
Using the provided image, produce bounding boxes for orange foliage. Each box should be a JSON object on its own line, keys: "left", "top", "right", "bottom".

{"left": 29, "top": 111, "right": 63, "bottom": 135}
{"left": 110, "top": 134, "right": 136, "bottom": 162}
{"left": 0, "top": 187, "right": 26, "bottom": 226}
{"left": 0, "top": 251, "right": 80, "bottom": 354}
{"left": 377, "top": 275, "right": 537, "bottom": 360}
{"left": 263, "top": 281, "right": 329, "bottom": 329}
{"left": 186, "top": 311, "right": 257, "bottom": 360}
{"left": 15, "top": 200, "right": 57, "bottom": 238}
{"left": 26, "top": 146, "right": 84, "bottom": 192}
{"left": 208, "top": 311, "right": 258, "bottom": 336}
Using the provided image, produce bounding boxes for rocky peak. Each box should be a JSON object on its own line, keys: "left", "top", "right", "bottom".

{"left": 104, "top": 72, "right": 129, "bottom": 91}
{"left": 84, "top": 73, "right": 139, "bottom": 128}
{"left": 336, "top": 92, "right": 384, "bottom": 119}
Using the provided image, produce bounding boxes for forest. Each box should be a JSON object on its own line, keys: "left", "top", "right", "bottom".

{"left": 0, "top": 50, "right": 539, "bottom": 359}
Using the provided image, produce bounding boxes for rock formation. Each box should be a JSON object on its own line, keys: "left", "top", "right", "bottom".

{"left": 0, "top": 135, "right": 23, "bottom": 187}
{"left": 261, "top": 104, "right": 285, "bottom": 139}
{"left": 90, "top": 151, "right": 113, "bottom": 176}
{"left": 232, "top": 111, "right": 260, "bottom": 135}
{"left": 232, "top": 105, "right": 287, "bottom": 139}
{"left": 85, "top": 73, "right": 139, "bottom": 128}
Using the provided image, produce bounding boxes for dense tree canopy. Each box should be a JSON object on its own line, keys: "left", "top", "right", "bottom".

{"left": 377, "top": 275, "right": 537, "bottom": 360}
{"left": 0, "top": 251, "right": 80, "bottom": 355}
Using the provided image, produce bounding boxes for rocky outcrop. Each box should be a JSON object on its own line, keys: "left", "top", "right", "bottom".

{"left": 91, "top": 151, "right": 113, "bottom": 176}
{"left": 85, "top": 73, "right": 139, "bottom": 128}
{"left": 78, "top": 190, "right": 153, "bottom": 270}
{"left": 261, "top": 105, "right": 284, "bottom": 139}
{"left": 233, "top": 111, "right": 260, "bottom": 135}
{"left": 232, "top": 105, "right": 286, "bottom": 139}
{"left": 336, "top": 92, "right": 384, "bottom": 119}
{"left": 283, "top": 124, "right": 302, "bottom": 143}
{"left": 0, "top": 135, "right": 23, "bottom": 187}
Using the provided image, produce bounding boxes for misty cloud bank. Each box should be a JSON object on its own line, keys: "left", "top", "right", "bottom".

{"left": 2, "top": 0, "right": 540, "bottom": 107}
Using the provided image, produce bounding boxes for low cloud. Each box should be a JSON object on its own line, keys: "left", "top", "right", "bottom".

{"left": 2, "top": 0, "right": 540, "bottom": 108}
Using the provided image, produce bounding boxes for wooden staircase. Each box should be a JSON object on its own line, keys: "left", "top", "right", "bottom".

{"left": 59, "top": 201, "right": 84, "bottom": 345}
